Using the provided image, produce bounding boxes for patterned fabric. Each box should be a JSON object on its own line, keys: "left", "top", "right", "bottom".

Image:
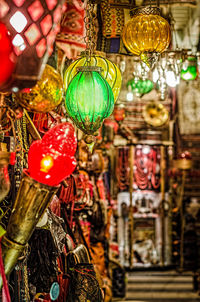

{"left": 56, "top": 0, "right": 86, "bottom": 59}
{"left": 100, "top": 1, "right": 124, "bottom": 38}
{"left": 96, "top": 5, "right": 130, "bottom": 54}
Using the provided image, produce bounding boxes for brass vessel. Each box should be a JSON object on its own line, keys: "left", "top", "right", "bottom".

{"left": 143, "top": 101, "right": 169, "bottom": 127}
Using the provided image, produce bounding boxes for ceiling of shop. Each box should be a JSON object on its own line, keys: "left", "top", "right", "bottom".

{"left": 165, "top": 1, "right": 200, "bottom": 49}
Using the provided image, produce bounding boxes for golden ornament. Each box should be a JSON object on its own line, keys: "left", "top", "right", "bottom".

{"left": 13, "top": 65, "right": 64, "bottom": 113}
{"left": 143, "top": 100, "right": 169, "bottom": 127}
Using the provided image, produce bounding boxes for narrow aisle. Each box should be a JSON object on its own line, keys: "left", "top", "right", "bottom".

{"left": 125, "top": 271, "right": 200, "bottom": 302}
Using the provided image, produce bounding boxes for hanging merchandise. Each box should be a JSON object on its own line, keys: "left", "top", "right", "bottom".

{"left": 165, "top": 51, "right": 182, "bottom": 87}
{"left": 100, "top": 0, "right": 124, "bottom": 38}
{"left": 0, "top": 123, "right": 77, "bottom": 286}
{"left": 113, "top": 104, "right": 126, "bottom": 122}
{"left": 27, "top": 229, "right": 59, "bottom": 296}
{"left": 134, "top": 146, "right": 160, "bottom": 190}
{"left": 122, "top": 6, "right": 171, "bottom": 67}
{"left": 0, "top": 151, "right": 15, "bottom": 204}
{"left": 56, "top": 0, "right": 86, "bottom": 60}
{"left": 0, "top": 0, "right": 65, "bottom": 92}
{"left": 143, "top": 100, "right": 169, "bottom": 127}
{"left": 65, "top": 66, "right": 114, "bottom": 140}
{"left": 28, "top": 122, "right": 77, "bottom": 186}
{"left": 64, "top": 51, "right": 122, "bottom": 103}
{"left": 13, "top": 65, "right": 64, "bottom": 113}
{"left": 153, "top": 51, "right": 182, "bottom": 90}
{"left": 67, "top": 244, "right": 103, "bottom": 302}
{"left": 180, "top": 55, "right": 197, "bottom": 81}
{"left": 64, "top": 1, "right": 115, "bottom": 142}
{"left": 127, "top": 78, "right": 154, "bottom": 96}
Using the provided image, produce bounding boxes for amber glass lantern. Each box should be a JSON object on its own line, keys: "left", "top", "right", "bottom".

{"left": 0, "top": 0, "right": 65, "bottom": 92}
{"left": 122, "top": 6, "right": 171, "bottom": 67}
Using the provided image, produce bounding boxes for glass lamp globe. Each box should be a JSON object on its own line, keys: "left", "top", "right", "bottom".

{"left": 181, "top": 56, "right": 197, "bottom": 81}
{"left": 65, "top": 66, "right": 114, "bottom": 136}
{"left": 64, "top": 51, "right": 122, "bottom": 103}
{"left": 122, "top": 6, "right": 171, "bottom": 67}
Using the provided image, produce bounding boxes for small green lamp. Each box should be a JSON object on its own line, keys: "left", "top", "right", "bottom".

{"left": 180, "top": 56, "right": 197, "bottom": 81}
{"left": 65, "top": 66, "right": 114, "bottom": 142}
{"left": 127, "top": 78, "right": 154, "bottom": 96}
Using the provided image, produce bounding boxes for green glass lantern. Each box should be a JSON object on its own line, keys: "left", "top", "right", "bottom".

{"left": 65, "top": 66, "right": 114, "bottom": 137}
{"left": 180, "top": 56, "right": 197, "bottom": 81}
{"left": 127, "top": 78, "right": 154, "bottom": 96}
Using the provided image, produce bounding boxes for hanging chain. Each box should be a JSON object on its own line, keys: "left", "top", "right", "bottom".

{"left": 16, "top": 119, "right": 24, "bottom": 170}
{"left": 23, "top": 247, "right": 30, "bottom": 302}
{"left": 84, "top": 0, "right": 96, "bottom": 62}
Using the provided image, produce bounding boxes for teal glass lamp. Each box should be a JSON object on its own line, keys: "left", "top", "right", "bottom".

{"left": 180, "top": 56, "right": 197, "bottom": 81}
{"left": 127, "top": 78, "right": 154, "bottom": 96}
{"left": 65, "top": 66, "right": 114, "bottom": 138}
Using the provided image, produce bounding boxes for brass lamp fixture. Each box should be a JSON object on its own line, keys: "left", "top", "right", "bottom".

{"left": 0, "top": 170, "right": 59, "bottom": 287}
{"left": 122, "top": 6, "right": 171, "bottom": 67}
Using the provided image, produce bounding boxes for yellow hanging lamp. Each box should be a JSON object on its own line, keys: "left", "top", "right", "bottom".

{"left": 64, "top": 51, "right": 122, "bottom": 103}
{"left": 122, "top": 6, "right": 171, "bottom": 67}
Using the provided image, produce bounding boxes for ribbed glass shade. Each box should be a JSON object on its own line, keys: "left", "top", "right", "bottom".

{"left": 122, "top": 6, "right": 171, "bottom": 66}
{"left": 127, "top": 78, "right": 153, "bottom": 95}
{"left": 64, "top": 52, "right": 121, "bottom": 103}
{"left": 65, "top": 67, "right": 114, "bottom": 135}
{"left": 13, "top": 65, "right": 63, "bottom": 113}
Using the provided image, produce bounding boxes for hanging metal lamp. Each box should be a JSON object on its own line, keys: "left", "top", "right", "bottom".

{"left": 122, "top": 6, "right": 171, "bottom": 67}
{"left": 65, "top": 66, "right": 114, "bottom": 139}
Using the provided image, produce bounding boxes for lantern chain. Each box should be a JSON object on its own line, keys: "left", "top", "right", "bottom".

{"left": 84, "top": 0, "right": 96, "bottom": 62}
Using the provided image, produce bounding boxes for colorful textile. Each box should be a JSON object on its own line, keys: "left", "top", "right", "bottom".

{"left": 56, "top": 0, "right": 86, "bottom": 59}
{"left": 100, "top": 1, "right": 124, "bottom": 38}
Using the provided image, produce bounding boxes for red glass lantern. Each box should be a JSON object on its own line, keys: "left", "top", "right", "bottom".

{"left": 28, "top": 122, "right": 77, "bottom": 186}
{"left": 0, "top": 22, "right": 16, "bottom": 86}
{"left": 113, "top": 105, "right": 125, "bottom": 122}
{"left": 0, "top": 0, "right": 65, "bottom": 92}
{"left": 42, "top": 122, "right": 77, "bottom": 155}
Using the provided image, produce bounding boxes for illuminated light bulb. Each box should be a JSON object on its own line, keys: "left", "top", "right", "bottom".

{"left": 142, "top": 145, "right": 151, "bottom": 154}
{"left": 40, "top": 155, "right": 54, "bottom": 173}
{"left": 152, "top": 68, "right": 159, "bottom": 83}
{"left": 12, "top": 34, "right": 25, "bottom": 48}
{"left": 165, "top": 70, "right": 178, "bottom": 87}
{"left": 127, "top": 85, "right": 134, "bottom": 101}
{"left": 127, "top": 91, "right": 134, "bottom": 102}
{"left": 10, "top": 11, "right": 27, "bottom": 33}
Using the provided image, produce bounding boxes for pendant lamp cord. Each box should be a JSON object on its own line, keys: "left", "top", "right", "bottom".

{"left": 0, "top": 237, "right": 11, "bottom": 302}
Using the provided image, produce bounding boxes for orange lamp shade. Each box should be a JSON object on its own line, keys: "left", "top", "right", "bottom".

{"left": 122, "top": 6, "right": 171, "bottom": 67}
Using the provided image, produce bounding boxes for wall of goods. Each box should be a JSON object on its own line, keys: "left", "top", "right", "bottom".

{"left": 0, "top": 0, "right": 200, "bottom": 301}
